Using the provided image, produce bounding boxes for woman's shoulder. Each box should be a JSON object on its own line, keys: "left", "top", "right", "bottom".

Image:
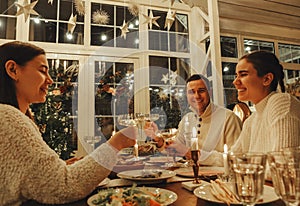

{"left": 266, "top": 93, "right": 300, "bottom": 118}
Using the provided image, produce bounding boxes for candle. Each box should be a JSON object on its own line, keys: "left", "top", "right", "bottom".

{"left": 134, "top": 142, "right": 138, "bottom": 158}
{"left": 191, "top": 127, "right": 198, "bottom": 150}
{"left": 223, "top": 144, "right": 229, "bottom": 176}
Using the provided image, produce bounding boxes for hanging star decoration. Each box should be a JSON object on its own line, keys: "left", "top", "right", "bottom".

{"left": 161, "top": 73, "right": 169, "bottom": 84}
{"left": 128, "top": 2, "right": 140, "bottom": 17}
{"left": 162, "top": 0, "right": 175, "bottom": 6}
{"left": 142, "top": 10, "right": 160, "bottom": 30}
{"left": 120, "top": 20, "right": 129, "bottom": 39}
{"left": 15, "top": 0, "right": 39, "bottom": 23}
{"left": 74, "top": 0, "right": 85, "bottom": 16}
{"left": 48, "top": 0, "right": 53, "bottom": 5}
{"left": 67, "top": 13, "right": 77, "bottom": 34}
{"left": 169, "top": 71, "right": 177, "bottom": 86}
{"left": 164, "top": 8, "right": 176, "bottom": 31}
{"left": 92, "top": 10, "right": 110, "bottom": 25}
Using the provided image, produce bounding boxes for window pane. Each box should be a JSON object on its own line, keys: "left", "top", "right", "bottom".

{"left": 279, "top": 43, "right": 300, "bottom": 64}
{"left": 244, "top": 39, "right": 274, "bottom": 54}
{"left": 149, "top": 31, "right": 168, "bottom": 51}
{"left": 34, "top": 0, "right": 57, "bottom": 19}
{"left": 29, "top": 20, "right": 56, "bottom": 42}
{"left": 170, "top": 33, "right": 189, "bottom": 52}
{"left": 220, "top": 36, "right": 237, "bottom": 57}
{"left": 58, "top": 23, "right": 84, "bottom": 44}
{"left": 91, "top": 26, "right": 114, "bottom": 46}
{"left": 222, "top": 62, "right": 238, "bottom": 106}
{"left": 0, "top": 16, "right": 16, "bottom": 39}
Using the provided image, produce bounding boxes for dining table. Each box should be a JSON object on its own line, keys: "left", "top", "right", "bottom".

{"left": 22, "top": 171, "right": 285, "bottom": 206}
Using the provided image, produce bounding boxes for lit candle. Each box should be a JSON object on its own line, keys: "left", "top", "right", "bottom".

{"left": 191, "top": 127, "right": 198, "bottom": 150}
{"left": 223, "top": 144, "right": 229, "bottom": 175}
{"left": 134, "top": 142, "right": 138, "bottom": 158}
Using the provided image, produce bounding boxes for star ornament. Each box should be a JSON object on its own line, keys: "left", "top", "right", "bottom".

{"left": 164, "top": 9, "right": 176, "bottom": 31}
{"left": 142, "top": 10, "right": 160, "bottom": 30}
{"left": 15, "top": 0, "right": 39, "bottom": 23}
{"left": 67, "top": 13, "right": 77, "bottom": 34}
{"left": 120, "top": 20, "right": 129, "bottom": 39}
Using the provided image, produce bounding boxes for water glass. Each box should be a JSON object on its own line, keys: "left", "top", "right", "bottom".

{"left": 267, "top": 150, "right": 300, "bottom": 206}
{"left": 229, "top": 152, "right": 267, "bottom": 206}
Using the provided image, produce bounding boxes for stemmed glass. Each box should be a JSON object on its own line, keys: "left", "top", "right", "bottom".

{"left": 229, "top": 152, "right": 267, "bottom": 206}
{"left": 156, "top": 128, "right": 177, "bottom": 167}
{"left": 191, "top": 149, "right": 200, "bottom": 183}
{"left": 117, "top": 113, "right": 159, "bottom": 159}
{"left": 267, "top": 149, "right": 300, "bottom": 206}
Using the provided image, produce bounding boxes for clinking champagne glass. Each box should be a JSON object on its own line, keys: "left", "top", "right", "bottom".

{"left": 230, "top": 152, "right": 267, "bottom": 206}
{"left": 156, "top": 128, "right": 177, "bottom": 167}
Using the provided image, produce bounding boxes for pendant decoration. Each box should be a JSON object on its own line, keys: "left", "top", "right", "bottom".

{"left": 120, "top": 20, "right": 129, "bottom": 39}
{"left": 164, "top": 8, "right": 176, "bottom": 31}
{"left": 74, "top": 0, "right": 85, "bottom": 16}
{"left": 15, "top": 0, "right": 39, "bottom": 22}
{"left": 128, "top": 2, "right": 140, "bottom": 16}
{"left": 142, "top": 10, "right": 160, "bottom": 30}
{"left": 92, "top": 10, "right": 110, "bottom": 25}
{"left": 67, "top": 13, "right": 77, "bottom": 34}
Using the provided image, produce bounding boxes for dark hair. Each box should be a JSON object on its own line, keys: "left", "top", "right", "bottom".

{"left": 240, "top": 50, "right": 285, "bottom": 92}
{"left": 0, "top": 41, "right": 46, "bottom": 117}
{"left": 186, "top": 74, "right": 210, "bottom": 90}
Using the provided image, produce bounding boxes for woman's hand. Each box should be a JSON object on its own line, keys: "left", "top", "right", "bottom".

{"left": 108, "top": 126, "right": 137, "bottom": 151}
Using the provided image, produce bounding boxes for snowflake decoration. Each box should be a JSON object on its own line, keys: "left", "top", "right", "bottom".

{"left": 161, "top": 71, "right": 177, "bottom": 86}
{"left": 74, "top": 0, "right": 85, "bottom": 16}
{"left": 92, "top": 10, "right": 110, "bottom": 25}
{"left": 128, "top": 2, "right": 140, "bottom": 16}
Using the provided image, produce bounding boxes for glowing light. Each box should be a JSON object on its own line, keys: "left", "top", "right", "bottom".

{"left": 223, "top": 66, "right": 229, "bottom": 72}
{"left": 134, "top": 38, "right": 139, "bottom": 44}
{"left": 101, "top": 34, "right": 107, "bottom": 41}
{"left": 34, "top": 17, "right": 40, "bottom": 24}
{"left": 66, "top": 33, "right": 73, "bottom": 40}
{"left": 128, "top": 23, "right": 134, "bottom": 29}
{"left": 245, "top": 46, "right": 251, "bottom": 52}
{"left": 135, "top": 19, "right": 139, "bottom": 26}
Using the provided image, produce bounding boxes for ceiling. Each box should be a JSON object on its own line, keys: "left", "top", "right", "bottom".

{"left": 190, "top": 0, "right": 300, "bottom": 30}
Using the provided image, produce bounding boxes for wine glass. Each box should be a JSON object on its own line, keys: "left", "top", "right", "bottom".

{"left": 191, "top": 149, "right": 200, "bottom": 183}
{"left": 230, "top": 152, "right": 267, "bottom": 206}
{"left": 267, "top": 150, "right": 300, "bottom": 206}
{"left": 156, "top": 128, "right": 177, "bottom": 167}
{"left": 117, "top": 113, "right": 159, "bottom": 159}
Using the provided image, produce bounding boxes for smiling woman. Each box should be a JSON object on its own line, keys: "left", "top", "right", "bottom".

{"left": 231, "top": 50, "right": 300, "bottom": 155}
{"left": 0, "top": 41, "right": 137, "bottom": 206}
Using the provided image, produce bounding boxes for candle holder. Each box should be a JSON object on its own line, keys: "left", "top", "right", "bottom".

{"left": 191, "top": 150, "right": 200, "bottom": 184}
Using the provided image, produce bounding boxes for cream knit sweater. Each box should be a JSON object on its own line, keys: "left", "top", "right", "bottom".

{"left": 231, "top": 92, "right": 300, "bottom": 153}
{"left": 0, "top": 104, "right": 118, "bottom": 206}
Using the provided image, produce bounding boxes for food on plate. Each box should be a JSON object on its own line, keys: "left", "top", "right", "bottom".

{"left": 138, "top": 143, "right": 157, "bottom": 156}
{"left": 91, "top": 184, "right": 169, "bottom": 206}
{"left": 209, "top": 179, "right": 240, "bottom": 205}
{"left": 135, "top": 170, "right": 163, "bottom": 178}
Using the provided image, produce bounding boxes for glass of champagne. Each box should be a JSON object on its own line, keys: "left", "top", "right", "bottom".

{"left": 230, "top": 152, "right": 267, "bottom": 206}
{"left": 191, "top": 149, "right": 200, "bottom": 183}
{"left": 156, "top": 128, "right": 177, "bottom": 167}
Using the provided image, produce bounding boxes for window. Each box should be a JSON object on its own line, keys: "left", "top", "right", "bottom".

{"left": 0, "top": 0, "right": 17, "bottom": 40}
{"left": 222, "top": 62, "right": 238, "bottom": 106}
{"left": 243, "top": 39, "right": 274, "bottom": 53}
{"left": 220, "top": 36, "right": 237, "bottom": 58}
{"left": 149, "top": 56, "right": 190, "bottom": 129}
{"left": 278, "top": 43, "right": 300, "bottom": 64}
{"left": 148, "top": 10, "right": 189, "bottom": 52}
{"left": 91, "top": 3, "right": 139, "bottom": 48}
{"left": 29, "top": 0, "right": 84, "bottom": 44}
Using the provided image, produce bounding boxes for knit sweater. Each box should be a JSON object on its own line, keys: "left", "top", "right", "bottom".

{"left": 0, "top": 104, "right": 118, "bottom": 206}
{"left": 231, "top": 92, "right": 300, "bottom": 153}
{"left": 176, "top": 103, "right": 242, "bottom": 166}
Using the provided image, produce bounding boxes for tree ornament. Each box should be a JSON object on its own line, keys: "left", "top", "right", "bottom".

{"left": 142, "top": 10, "right": 160, "bottom": 30}
{"left": 74, "top": 0, "right": 85, "bottom": 16}
{"left": 68, "top": 13, "right": 77, "bottom": 34}
{"left": 120, "top": 20, "right": 129, "bottom": 39}
{"left": 92, "top": 10, "right": 110, "bottom": 25}
{"left": 128, "top": 2, "right": 140, "bottom": 16}
{"left": 15, "top": 0, "right": 39, "bottom": 23}
{"left": 164, "top": 8, "right": 176, "bottom": 31}
{"left": 48, "top": 0, "right": 53, "bottom": 5}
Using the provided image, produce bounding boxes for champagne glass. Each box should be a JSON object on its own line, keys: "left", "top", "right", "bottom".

{"left": 156, "top": 128, "right": 177, "bottom": 167}
{"left": 267, "top": 150, "right": 300, "bottom": 206}
{"left": 230, "top": 152, "right": 267, "bottom": 206}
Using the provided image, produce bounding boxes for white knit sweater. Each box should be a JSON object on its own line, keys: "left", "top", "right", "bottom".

{"left": 0, "top": 104, "right": 118, "bottom": 206}
{"left": 231, "top": 92, "right": 300, "bottom": 153}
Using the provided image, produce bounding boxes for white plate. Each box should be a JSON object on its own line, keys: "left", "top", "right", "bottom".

{"left": 193, "top": 181, "right": 279, "bottom": 205}
{"left": 175, "top": 166, "right": 224, "bottom": 178}
{"left": 87, "top": 187, "right": 177, "bottom": 206}
{"left": 98, "top": 178, "right": 110, "bottom": 187}
{"left": 147, "top": 156, "right": 181, "bottom": 164}
{"left": 117, "top": 169, "right": 176, "bottom": 181}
